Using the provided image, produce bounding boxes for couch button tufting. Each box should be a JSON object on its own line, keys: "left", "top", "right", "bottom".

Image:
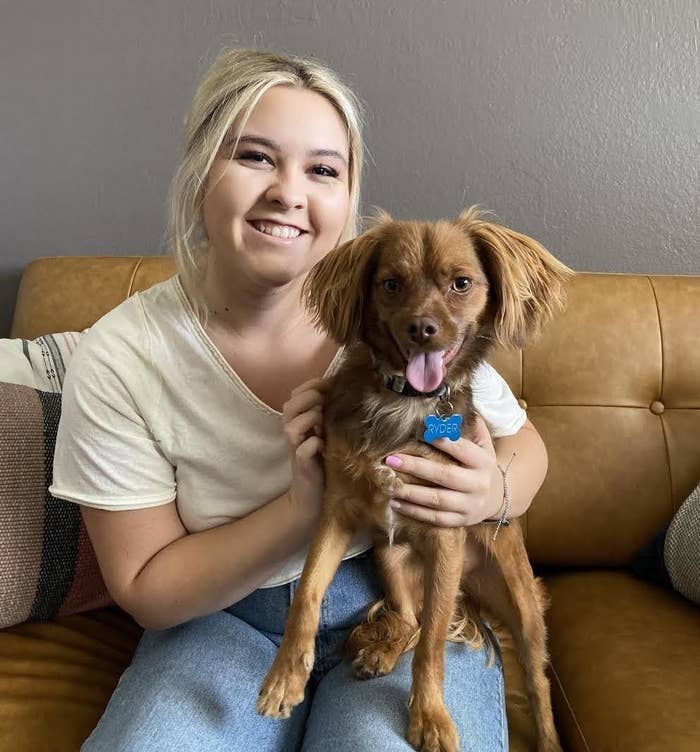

{"left": 650, "top": 401, "right": 665, "bottom": 414}
{"left": 518, "top": 399, "right": 528, "bottom": 410}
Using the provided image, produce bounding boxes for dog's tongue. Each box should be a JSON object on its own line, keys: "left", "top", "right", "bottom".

{"left": 405, "top": 351, "right": 445, "bottom": 393}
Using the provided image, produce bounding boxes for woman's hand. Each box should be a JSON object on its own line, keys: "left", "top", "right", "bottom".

{"left": 384, "top": 416, "right": 504, "bottom": 527}
{"left": 282, "top": 377, "right": 328, "bottom": 526}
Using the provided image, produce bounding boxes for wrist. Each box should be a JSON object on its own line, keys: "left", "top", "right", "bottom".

{"left": 482, "top": 453, "right": 516, "bottom": 540}
{"left": 286, "top": 487, "right": 319, "bottom": 534}
{"left": 484, "top": 465, "right": 506, "bottom": 521}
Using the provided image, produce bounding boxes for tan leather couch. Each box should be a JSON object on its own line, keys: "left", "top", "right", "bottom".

{"left": 2, "top": 257, "right": 699, "bottom": 751}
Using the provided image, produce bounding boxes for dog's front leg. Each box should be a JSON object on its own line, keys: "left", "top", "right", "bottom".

{"left": 348, "top": 541, "right": 420, "bottom": 679}
{"left": 407, "top": 527, "right": 464, "bottom": 752}
{"left": 257, "top": 508, "right": 354, "bottom": 719}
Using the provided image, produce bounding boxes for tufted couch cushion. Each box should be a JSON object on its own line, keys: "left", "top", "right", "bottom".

{"left": 489, "top": 274, "right": 700, "bottom": 565}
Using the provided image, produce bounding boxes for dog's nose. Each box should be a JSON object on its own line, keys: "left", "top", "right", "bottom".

{"left": 408, "top": 317, "right": 439, "bottom": 344}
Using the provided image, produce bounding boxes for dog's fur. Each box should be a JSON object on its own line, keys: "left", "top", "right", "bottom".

{"left": 257, "top": 207, "right": 572, "bottom": 752}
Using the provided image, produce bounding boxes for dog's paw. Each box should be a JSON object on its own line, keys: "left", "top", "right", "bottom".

{"left": 256, "top": 645, "right": 314, "bottom": 719}
{"left": 407, "top": 698, "right": 459, "bottom": 752}
{"left": 347, "top": 612, "right": 413, "bottom": 679}
{"left": 352, "top": 642, "right": 401, "bottom": 679}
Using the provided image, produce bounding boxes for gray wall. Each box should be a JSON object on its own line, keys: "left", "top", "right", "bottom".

{"left": 2, "top": 0, "right": 698, "bottom": 336}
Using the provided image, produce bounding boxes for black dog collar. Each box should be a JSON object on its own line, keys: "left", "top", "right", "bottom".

{"left": 380, "top": 372, "right": 449, "bottom": 399}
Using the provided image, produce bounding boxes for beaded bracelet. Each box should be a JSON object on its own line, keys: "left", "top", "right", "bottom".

{"left": 483, "top": 452, "right": 516, "bottom": 541}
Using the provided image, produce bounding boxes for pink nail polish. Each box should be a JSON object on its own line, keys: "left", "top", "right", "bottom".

{"left": 385, "top": 455, "right": 402, "bottom": 468}
{"left": 390, "top": 500, "right": 401, "bottom": 510}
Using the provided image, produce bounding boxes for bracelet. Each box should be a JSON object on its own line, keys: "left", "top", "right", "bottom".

{"left": 482, "top": 453, "right": 516, "bottom": 541}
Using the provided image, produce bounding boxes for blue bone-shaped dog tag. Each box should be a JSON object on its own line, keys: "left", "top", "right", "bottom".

{"left": 423, "top": 414, "right": 463, "bottom": 444}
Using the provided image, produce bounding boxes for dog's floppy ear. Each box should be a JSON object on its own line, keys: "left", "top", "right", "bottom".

{"left": 302, "top": 228, "right": 384, "bottom": 345}
{"left": 458, "top": 206, "right": 574, "bottom": 348}
{"left": 365, "top": 207, "right": 393, "bottom": 228}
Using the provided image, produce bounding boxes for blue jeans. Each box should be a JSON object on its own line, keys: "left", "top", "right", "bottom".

{"left": 82, "top": 553, "right": 507, "bottom": 751}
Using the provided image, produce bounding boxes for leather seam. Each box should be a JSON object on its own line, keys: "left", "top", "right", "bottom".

{"left": 126, "top": 257, "right": 144, "bottom": 297}
{"left": 646, "top": 275, "right": 664, "bottom": 404}
{"left": 647, "top": 276, "right": 675, "bottom": 512}
{"left": 522, "top": 403, "right": 698, "bottom": 409}
{"left": 550, "top": 663, "right": 591, "bottom": 752}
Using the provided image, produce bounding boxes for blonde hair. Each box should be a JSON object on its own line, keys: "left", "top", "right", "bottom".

{"left": 167, "top": 49, "right": 365, "bottom": 319}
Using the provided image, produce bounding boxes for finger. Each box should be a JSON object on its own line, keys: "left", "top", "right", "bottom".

{"left": 284, "top": 409, "right": 323, "bottom": 447}
{"left": 391, "top": 483, "right": 469, "bottom": 514}
{"left": 470, "top": 415, "right": 494, "bottom": 450}
{"left": 295, "top": 435, "right": 324, "bottom": 462}
{"left": 283, "top": 389, "right": 326, "bottom": 422}
{"left": 389, "top": 499, "right": 466, "bottom": 528}
{"left": 385, "top": 454, "right": 465, "bottom": 492}
{"left": 431, "top": 416, "right": 496, "bottom": 465}
{"left": 430, "top": 436, "right": 489, "bottom": 468}
{"left": 290, "top": 377, "right": 329, "bottom": 398}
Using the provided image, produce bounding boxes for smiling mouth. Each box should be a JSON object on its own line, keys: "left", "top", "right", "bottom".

{"left": 249, "top": 220, "right": 307, "bottom": 240}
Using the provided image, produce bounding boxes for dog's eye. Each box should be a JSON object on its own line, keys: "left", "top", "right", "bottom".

{"left": 451, "top": 277, "right": 472, "bottom": 293}
{"left": 383, "top": 279, "right": 401, "bottom": 294}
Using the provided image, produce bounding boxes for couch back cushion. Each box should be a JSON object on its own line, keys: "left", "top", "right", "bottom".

{"left": 489, "top": 274, "right": 700, "bottom": 566}
{"left": 11, "top": 258, "right": 700, "bottom": 568}
{"left": 10, "top": 256, "right": 175, "bottom": 340}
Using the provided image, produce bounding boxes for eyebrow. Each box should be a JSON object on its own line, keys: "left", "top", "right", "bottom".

{"left": 237, "top": 135, "right": 348, "bottom": 166}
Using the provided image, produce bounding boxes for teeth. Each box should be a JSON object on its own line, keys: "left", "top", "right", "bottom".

{"left": 252, "top": 221, "right": 301, "bottom": 239}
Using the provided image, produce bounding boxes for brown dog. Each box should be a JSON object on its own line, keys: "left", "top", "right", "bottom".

{"left": 257, "top": 207, "right": 572, "bottom": 752}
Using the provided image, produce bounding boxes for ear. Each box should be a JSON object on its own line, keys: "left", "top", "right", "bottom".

{"left": 458, "top": 206, "right": 574, "bottom": 348}
{"left": 365, "top": 207, "right": 393, "bottom": 228}
{"left": 302, "top": 229, "right": 383, "bottom": 345}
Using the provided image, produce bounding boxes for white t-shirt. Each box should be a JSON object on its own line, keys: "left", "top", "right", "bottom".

{"left": 50, "top": 276, "right": 526, "bottom": 587}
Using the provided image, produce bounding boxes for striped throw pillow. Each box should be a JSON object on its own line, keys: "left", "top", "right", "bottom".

{"left": 0, "top": 332, "right": 113, "bottom": 628}
{"left": 0, "top": 331, "right": 84, "bottom": 392}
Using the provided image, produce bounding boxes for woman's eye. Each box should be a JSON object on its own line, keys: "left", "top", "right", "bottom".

{"left": 383, "top": 278, "right": 401, "bottom": 294}
{"left": 236, "top": 150, "right": 272, "bottom": 165}
{"left": 312, "top": 164, "right": 339, "bottom": 178}
{"left": 451, "top": 277, "right": 472, "bottom": 293}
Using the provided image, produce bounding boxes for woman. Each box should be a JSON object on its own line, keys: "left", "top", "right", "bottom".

{"left": 51, "top": 49, "right": 548, "bottom": 752}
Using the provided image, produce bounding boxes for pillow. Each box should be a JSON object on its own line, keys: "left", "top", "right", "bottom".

{"left": 629, "top": 483, "right": 700, "bottom": 607}
{"left": 664, "top": 484, "right": 700, "bottom": 605}
{"left": 0, "top": 331, "right": 84, "bottom": 392}
{"left": 0, "top": 331, "right": 113, "bottom": 629}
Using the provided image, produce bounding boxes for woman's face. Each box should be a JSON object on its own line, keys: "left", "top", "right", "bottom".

{"left": 202, "top": 85, "right": 351, "bottom": 289}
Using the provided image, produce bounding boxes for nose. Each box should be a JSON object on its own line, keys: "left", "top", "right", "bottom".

{"left": 408, "top": 317, "right": 440, "bottom": 344}
{"left": 265, "top": 167, "right": 306, "bottom": 210}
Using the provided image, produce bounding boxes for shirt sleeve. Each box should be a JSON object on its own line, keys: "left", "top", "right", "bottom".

{"left": 470, "top": 361, "right": 527, "bottom": 438}
{"left": 50, "top": 313, "right": 176, "bottom": 511}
